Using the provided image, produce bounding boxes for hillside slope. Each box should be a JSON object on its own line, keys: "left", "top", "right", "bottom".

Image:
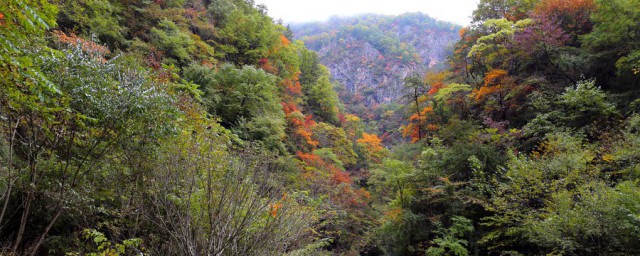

{"left": 292, "top": 13, "right": 461, "bottom": 104}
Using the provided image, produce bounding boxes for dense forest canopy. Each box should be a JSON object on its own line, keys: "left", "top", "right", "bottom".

{"left": 1, "top": 0, "right": 639, "bottom": 255}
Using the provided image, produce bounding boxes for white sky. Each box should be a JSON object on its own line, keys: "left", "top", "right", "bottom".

{"left": 254, "top": 0, "right": 481, "bottom": 26}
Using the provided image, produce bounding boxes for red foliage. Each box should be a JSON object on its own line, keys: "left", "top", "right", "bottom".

{"left": 473, "top": 69, "right": 533, "bottom": 120}
{"left": 474, "top": 69, "right": 510, "bottom": 102}
{"left": 338, "top": 113, "right": 347, "bottom": 124}
{"left": 297, "top": 152, "right": 352, "bottom": 185}
{"left": 332, "top": 170, "right": 352, "bottom": 184}
{"left": 269, "top": 203, "right": 282, "bottom": 218}
{"left": 402, "top": 106, "right": 435, "bottom": 143}
{"left": 51, "top": 30, "right": 110, "bottom": 57}
{"left": 511, "top": 15, "right": 571, "bottom": 53}
{"left": 282, "top": 78, "right": 302, "bottom": 96}
{"left": 379, "top": 131, "right": 391, "bottom": 142}
{"left": 295, "top": 128, "right": 319, "bottom": 148}
{"left": 281, "top": 102, "right": 298, "bottom": 115}
{"left": 279, "top": 34, "right": 290, "bottom": 46}
{"left": 145, "top": 48, "right": 164, "bottom": 70}
{"left": 533, "top": 0, "right": 595, "bottom": 35}
{"left": 185, "top": 8, "right": 199, "bottom": 19}
{"left": 259, "top": 58, "right": 278, "bottom": 74}
{"left": 428, "top": 84, "right": 445, "bottom": 95}
{"left": 459, "top": 27, "right": 468, "bottom": 38}
{"left": 297, "top": 151, "right": 322, "bottom": 165}
{"left": 426, "top": 124, "right": 439, "bottom": 131}
{"left": 285, "top": 106, "right": 318, "bottom": 150}
{"left": 304, "top": 115, "right": 316, "bottom": 127}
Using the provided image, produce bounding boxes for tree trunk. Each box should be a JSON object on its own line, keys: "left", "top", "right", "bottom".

{"left": 13, "top": 191, "right": 33, "bottom": 253}
{"left": 0, "top": 117, "right": 20, "bottom": 227}
{"left": 30, "top": 207, "right": 64, "bottom": 256}
{"left": 414, "top": 88, "right": 422, "bottom": 141}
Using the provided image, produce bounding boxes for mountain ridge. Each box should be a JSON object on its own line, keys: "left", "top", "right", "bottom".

{"left": 291, "top": 12, "right": 461, "bottom": 104}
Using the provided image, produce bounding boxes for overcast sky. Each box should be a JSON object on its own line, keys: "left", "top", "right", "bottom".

{"left": 254, "top": 0, "right": 481, "bottom": 26}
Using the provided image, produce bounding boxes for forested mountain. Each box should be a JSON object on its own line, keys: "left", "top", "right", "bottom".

{"left": 292, "top": 13, "right": 460, "bottom": 105}
{"left": 0, "top": 0, "right": 377, "bottom": 254}
{"left": 366, "top": 0, "right": 640, "bottom": 255}
{"left": 2, "top": 0, "right": 640, "bottom": 255}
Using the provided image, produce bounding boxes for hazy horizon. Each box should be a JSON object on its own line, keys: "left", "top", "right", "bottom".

{"left": 254, "top": 0, "right": 480, "bottom": 26}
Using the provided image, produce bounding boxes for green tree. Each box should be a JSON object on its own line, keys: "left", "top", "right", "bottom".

{"left": 526, "top": 181, "right": 640, "bottom": 255}
{"left": 472, "top": 0, "right": 538, "bottom": 24}
{"left": 369, "top": 159, "right": 414, "bottom": 206}
{"left": 525, "top": 80, "right": 618, "bottom": 139}
{"left": 216, "top": 3, "right": 277, "bottom": 65}
{"left": 53, "top": 0, "right": 128, "bottom": 49}
{"left": 481, "top": 133, "right": 595, "bottom": 254}
{"left": 1, "top": 43, "right": 174, "bottom": 254}
{"left": 426, "top": 216, "right": 474, "bottom": 256}
{"left": 0, "top": 0, "right": 58, "bottom": 94}
{"left": 207, "top": 0, "right": 237, "bottom": 25}
{"left": 298, "top": 49, "right": 322, "bottom": 87}
{"left": 150, "top": 18, "right": 195, "bottom": 65}
{"left": 312, "top": 122, "right": 358, "bottom": 167}
{"left": 198, "top": 64, "right": 287, "bottom": 153}
{"left": 303, "top": 66, "right": 341, "bottom": 125}
{"left": 583, "top": 0, "right": 640, "bottom": 89}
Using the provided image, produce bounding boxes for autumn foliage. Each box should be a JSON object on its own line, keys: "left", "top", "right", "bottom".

{"left": 402, "top": 106, "right": 435, "bottom": 143}
{"left": 426, "top": 71, "right": 448, "bottom": 95}
{"left": 533, "top": 0, "right": 595, "bottom": 34}
{"left": 296, "top": 151, "right": 369, "bottom": 207}
{"left": 51, "top": 30, "right": 111, "bottom": 57}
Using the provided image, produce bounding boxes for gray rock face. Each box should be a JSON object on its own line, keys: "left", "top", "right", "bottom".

{"left": 322, "top": 39, "right": 419, "bottom": 103}
{"left": 292, "top": 13, "right": 460, "bottom": 105}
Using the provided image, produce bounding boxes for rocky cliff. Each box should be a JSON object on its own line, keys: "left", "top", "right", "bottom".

{"left": 292, "top": 13, "right": 461, "bottom": 105}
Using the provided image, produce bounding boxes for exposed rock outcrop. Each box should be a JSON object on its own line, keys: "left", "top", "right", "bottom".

{"left": 292, "top": 13, "right": 461, "bottom": 105}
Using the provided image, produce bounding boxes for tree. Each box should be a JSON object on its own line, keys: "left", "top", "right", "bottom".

{"left": 526, "top": 181, "right": 640, "bottom": 255}
{"left": 0, "top": 0, "right": 58, "bottom": 96}
{"left": 433, "top": 83, "right": 472, "bottom": 119}
{"left": 0, "top": 1, "right": 58, "bottom": 242}
{"left": 471, "top": 69, "right": 525, "bottom": 121}
{"left": 303, "top": 66, "right": 341, "bottom": 125}
{"left": 53, "top": 0, "right": 129, "bottom": 50}
{"left": 312, "top": 122, "right": 358, "bottom": 167}
{"left": 582, "top": 0, "right": 640, "bottom": 89}
{"left": 426, "top": 216, "right": 474, "bottom": 256}
{"left": 402, "top": 75, "right": 430, "bottom": 142}
{"left": 194, "top": 64, "right": 287, "bottom": 153}
{"left": 481, "top": 133, "right": 595, "bottom": 254}
{"left": 216, "top": 2, "right": 278, "bottom": 65}
{"left": 1, "top": 42, "right": 174, "bottom": 254}
{"left": 298, "top": 49, "right": 322, "bottom": 87}
{"left": 356, "top": 132, "right": 387, "bottom": 164}
{"left": 369, "top": 159, "right": 414, "bottom": 206}
{"left": 147, "top": 132, "right": 312, "bottom": 255}
{"left": 525, "top": 80, "right": 618, "bottom": 139}
{"left": 150, "top": 18, "right": 195, "bottom": 65}
{"left": 532, "top": 0, "right": 595, "bottom": 40}
{"left": 471, "top": 0, "right": 538, "bottom": 24}
{"left": 467, "top": 18, "right": 533, "bottom": 71}
{"left": 207, "top": 0, "right": 237, "bottom": 26}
